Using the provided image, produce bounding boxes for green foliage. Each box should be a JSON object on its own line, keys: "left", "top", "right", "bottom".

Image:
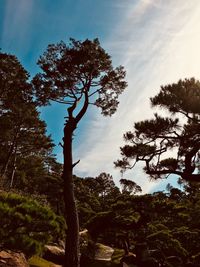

{"left": 147, "top": 229, "right": 188, "bottom": 258}
{"left": 33, "top": 38, "right": 127, "bottom": 116}
{"left": 80, "top": 182, "right": 200, "bottom": 264}
{"left": 0, "top": 192, "right": 65, "bottom": 256}
{"left": 74, "top": 174, "right": 121, "bottom": 227}
{"left": 0, "top": 52, "right": 54, "bottom": 192}
{"left": 0, "top": 52, "right": 32, "bottom": 111}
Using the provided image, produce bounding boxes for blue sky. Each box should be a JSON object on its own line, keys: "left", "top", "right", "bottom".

{"left": 1, "top": 0, "right": 200, "bottom": 193}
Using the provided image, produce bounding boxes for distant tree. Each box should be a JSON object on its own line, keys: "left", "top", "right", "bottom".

{"left": 95, "top": 173, "right": 115, "bottom": 197}
{"left": 33, "top": 38, "right": 127, "bottom": 267}
{"left": 93, "top": 173, "right": 120, "bottom": 208}
{"left": 73, "top": 174, "right": 121, "bottom": 229}
{"left": 0, "top": 52, "right": 31, "bottom": 177}
{"left": 115, "top": 78, "right": 200, "bottom": 183}
{"left": 73, "top": 176, "right": 99, "bottom": 228}
{"left": 0, "top": 52, "right": 53, "bottom": 188}
{"left": 120, "top": 178, "right": 142, "bottom": 195}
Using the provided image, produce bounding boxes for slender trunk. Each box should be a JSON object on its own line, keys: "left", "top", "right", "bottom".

{"left": 10, "top": 149, "right": 17, "bottom": 189}
{"left": 63, "top": 122, "right": 80, "bottom": 267}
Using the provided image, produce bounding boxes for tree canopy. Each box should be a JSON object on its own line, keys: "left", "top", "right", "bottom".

{"left": 33, "top": 38, "right": 127, "bottom": 116}
{"left": 115, "top": 78, "right": 200, "bottom": 183}
{"left": 0, "top": 52, "right": 54, "bottom": 189}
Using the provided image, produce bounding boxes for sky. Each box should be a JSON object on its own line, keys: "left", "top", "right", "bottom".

{"left": 1, "top": 0, "right": 200, "bottom": 193}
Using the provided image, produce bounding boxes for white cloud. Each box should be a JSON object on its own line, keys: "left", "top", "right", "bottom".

{"left": 73, "top": 0, "right": 200, "bottom": 193}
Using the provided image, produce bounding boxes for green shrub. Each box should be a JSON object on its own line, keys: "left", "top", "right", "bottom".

{"left": 0, "top": 191, "right": 65, "bottom": 256}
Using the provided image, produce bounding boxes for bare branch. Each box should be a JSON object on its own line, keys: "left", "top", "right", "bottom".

{"left": 50, "top": 98, "right": 74, "bottom": 105}
{"left": 89, "top": 88, "right": 102, "bottom": 97}
{"left": 178, "top": 110, "right": 200, "bottom": 122}
{"left": 72, "top": 159, "right": 80, "bottom": 168}
{"left": 59, "top": 142, "right": 64, "bottom": 148}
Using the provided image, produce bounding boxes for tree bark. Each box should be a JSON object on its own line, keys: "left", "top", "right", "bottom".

{"left": 63, "top": 121, "right": 80, "bottom": 267}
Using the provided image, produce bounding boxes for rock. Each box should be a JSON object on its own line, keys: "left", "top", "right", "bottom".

{"left": 43, "top": 245, "right": 65, "bottom": 265}
{"left": 0, "top": 250, "right": 28, "bottom": 267}
{"left": 94, "top": 243, "right": 114, "bottom": 261}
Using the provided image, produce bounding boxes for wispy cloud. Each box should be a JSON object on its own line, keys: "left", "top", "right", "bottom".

{"left": 1, "top": 0, "right": 34, "bottom": 51}
{"left": 74, "top": 0, "right": 200, "bottom": 192}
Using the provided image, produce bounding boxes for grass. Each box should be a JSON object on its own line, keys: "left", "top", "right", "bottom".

{"left": 28, "top": 256, "right": 57, "bottom": 267}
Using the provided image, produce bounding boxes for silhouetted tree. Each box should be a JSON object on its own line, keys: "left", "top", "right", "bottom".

{"left": 120, "top": 178, "right": 142, "bottom": 195}
{"left": 115, "top": 78, "right": 200, "bottom": 183}
{"left": 0, "top": 52, "right": 53, "bottom": 188}
{"left": 33, "top": 38, "right": 127, "bottom": 267}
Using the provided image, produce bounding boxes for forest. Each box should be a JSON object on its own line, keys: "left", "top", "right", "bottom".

{"left": 1, "top": 39, "right": 200, "bottom": 267}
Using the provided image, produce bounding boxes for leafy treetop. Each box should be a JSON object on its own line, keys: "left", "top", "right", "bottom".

{"left": 115, "top": 78, "right": 200, "bottom": 183}
{"left": 33, "top": 38, "right": 127, "bottom": 118}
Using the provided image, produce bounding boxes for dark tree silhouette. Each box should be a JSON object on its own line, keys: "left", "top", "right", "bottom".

{"left": 120, "top": 178, "right": 142, "bottom": 195}
{"left": 115, "top": 78, "right": 200, "bottom": 183}
{"left": 0, "top": 52, "right": 53, "bottom": 187}
{"left": 33, "top": 38, "right": 127, "bottom": 267}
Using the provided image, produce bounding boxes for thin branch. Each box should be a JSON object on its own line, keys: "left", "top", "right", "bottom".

{"left": 178, "top": 110, "right": 200, "bottom": 122}
{"left": 89, "top": 88, "right": 102, "bottom": 97}
{"left": 155, "top": 135, "right": 180, "bottom": 140}
{"left": 72, "top": 159, "right": 80, "bottom": 168}
{"left": 74, "top": 80, "right": 91, "bottom": 123}
{"left": 50, "top": 98, "right": 74, "bottom": 105}
{"left": 146, "top": 168, "right": 182, "bottom": 177}
{"left": 59, "top": 142, "right": 64, "bottom": 148}
{"left": 88, "top": 102, "right": 97, "bottom": 106}
{"left": 129, "top": 159, "right": 138, "bottom": 169}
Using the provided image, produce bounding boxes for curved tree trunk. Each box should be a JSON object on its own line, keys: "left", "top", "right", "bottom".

{"left": 63, "top": 122, "right": 80, "bottom": 267}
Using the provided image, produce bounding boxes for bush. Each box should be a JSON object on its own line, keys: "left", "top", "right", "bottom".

{"left": 0, "top": 191, "right": 65, "bottom": 256}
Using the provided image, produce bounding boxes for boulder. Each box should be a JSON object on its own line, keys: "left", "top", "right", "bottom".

{"left": 94, "top": 243, "right": 114, "bottom": 261}
{"left": 43, "top": 245, "right": 65, "bottom": 265}
{"left": 0, "top": 250, "right": 28, "bottom": 267}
